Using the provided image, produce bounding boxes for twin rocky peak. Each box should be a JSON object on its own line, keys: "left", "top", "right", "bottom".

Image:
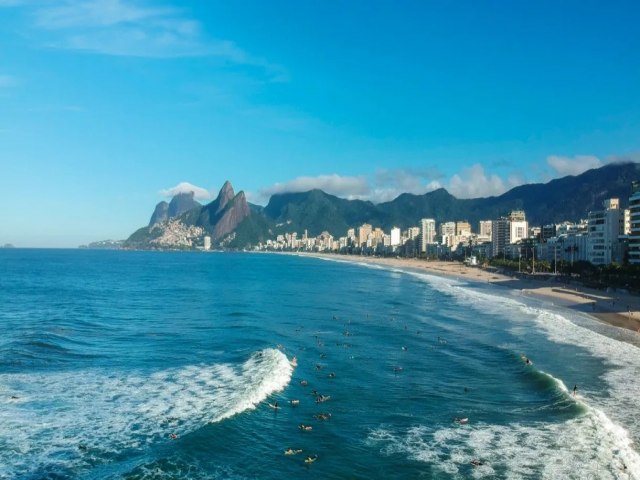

{"left": 148, "top": 181, "right": 249, "bottom": 241}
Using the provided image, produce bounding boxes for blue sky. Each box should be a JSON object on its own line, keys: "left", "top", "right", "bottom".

{"left": 1, "top": 0, "right": 639, "bottom": 247}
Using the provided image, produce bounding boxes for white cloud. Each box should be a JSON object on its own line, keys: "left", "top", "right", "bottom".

{"left": 606, "top": 153, "right": 640, "bottom": 164}
{"left": 257, "top": 174, "right": 370, "bottom": 203}
{"left": 447, "top": 164, "right": 524, "bottom": 198}
{"left": 34, "top": 0, "right": 169, "bottom": 28}
{"left": 368, "top": 164, "right": 524, "bottom": 202}
{"left": 546, "top": 155, "right": 602, "bottom": 176}
{"left": 159, "top": 182, "right": 211, "bottom": 200}
{"left": 255, "top": 152, "right": 625, "bottom": 206}
{"left": 255, "top": 169, "right": 447, "bottom": 205}
{"left": 25, "top": 0, "right": 281, "bottom": 69}
{"left": 371, "top": 167, "right": 444, "bottom": 202}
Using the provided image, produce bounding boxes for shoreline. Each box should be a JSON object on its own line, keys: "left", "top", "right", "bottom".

{"left": 289, "top": 252, "right": 640, "bottom": 334}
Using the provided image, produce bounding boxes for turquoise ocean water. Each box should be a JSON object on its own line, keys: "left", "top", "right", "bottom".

{"left": 1, "top": 249, "right": 640, "bottom": 479}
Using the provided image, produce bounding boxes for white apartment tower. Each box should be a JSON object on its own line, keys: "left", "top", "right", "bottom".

{"left": 390, "top": 227, "right": 401, "bottom": 247}
{"left": 587, "top": 198, "right": 622, "bottom": 265}
{"left": 491, "top": 211, "right": 528, "bottom": 257}
{"left": 439, "top": 221, "right": 456, "bottom": 237}
{"left": 419, "top": 218, "right": 436, "bottom": 253}
{"left": 439, "top": 221, "right": 456, "bottom": 246}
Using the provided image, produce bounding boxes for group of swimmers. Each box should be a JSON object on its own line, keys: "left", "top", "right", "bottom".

{"left": 277, "top": 339, "right": 341, "bottom": 466}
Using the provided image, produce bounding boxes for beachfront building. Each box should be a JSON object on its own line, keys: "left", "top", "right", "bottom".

{"left": 455, "top": 221, "right": 472, "bottom": 250}
{"left": 557, "top": 220, "right": 588, "bottom": 236}
{"left": 536, "top": 221, "right": 590, "bottom": 265}
{"left": 419, "top": 218, "right": 436, "bottom": 253}
{"left": 509, "top": 211, "right": 529, "bottom": 244}
{"left": 456, "top": 221, "right": 472, "bottom": 236}
{"left": 558, "top": 233, "right": 589, "bottom": 264}
{"left": 491, "top": 211, "right": 528, "bottom": 258}
{"left": 479, "top": 220, "right": 492, "bottom": 240}
{"left": 440, "top": 221, "right": 456, "bottom": 238}
{"left": 358, "top": 224, "right": 372, "bottom": 247}
{"left": 541, "top": 224, "right": 557, "bottom": 243}
{"left": 390, "top": 227, "right": 401, "bottom": 247}
{"left": 530, "top": 226, "right": 542, "bottom": 242}
{"left": 629, "top": 182, "right": 640, "bottom": 265}
{"left": 439, "top": 221, "right": 456, "bottom": 247}
{"left": 471, "top": 241, "right": 492, "bottom": 261}
{"left": 587, "top": 198, "right": 624, "bottom": 265}
{"left": 491, "top": 217, "right": 509, "bottom": 257}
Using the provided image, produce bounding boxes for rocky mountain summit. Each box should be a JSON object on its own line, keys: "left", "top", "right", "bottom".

{"left": 149, "top": 191, "right": 201, "bottom": 226}
{"left": 125, "top": 181, "right": 250, "bottom": 249}
{"left": 123, "top": 162, "right": 640, "bottom": 250}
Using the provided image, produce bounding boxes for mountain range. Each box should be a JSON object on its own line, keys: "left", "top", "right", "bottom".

{"left": 124, "top": 162, "right": 640, "bottom": 249}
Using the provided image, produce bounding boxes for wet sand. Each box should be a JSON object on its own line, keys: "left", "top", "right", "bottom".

{"left": 292, "top": 253, "right": 640, "bottom": 334}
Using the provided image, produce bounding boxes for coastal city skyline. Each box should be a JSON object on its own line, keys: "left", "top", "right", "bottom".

{"left": 2, "top": 1, "right": 640, "bottom": 247}
{"left": 4, "top": 3, "right": 640, "bottom": 477}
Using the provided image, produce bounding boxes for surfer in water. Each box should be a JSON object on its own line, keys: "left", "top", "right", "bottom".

{"left": 573, "top": 384, "right": 578, "bottom": 397}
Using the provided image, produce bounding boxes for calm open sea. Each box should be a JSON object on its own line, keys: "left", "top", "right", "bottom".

{"left": 1, "top": 249, "right": 640, "bottom": 479}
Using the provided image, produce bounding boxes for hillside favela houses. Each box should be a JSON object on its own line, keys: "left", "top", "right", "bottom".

{"left": 255, "top": 184, "right": 640, "bottom": 272}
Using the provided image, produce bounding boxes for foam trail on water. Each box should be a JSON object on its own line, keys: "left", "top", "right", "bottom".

{"left": 0, "top": 348, "right": 293, "bottom": 479}
{"left": 368, "top": 358, "right": 639, "bottom": 478}
{"left": 369, "top": 411, "right": 635, "bottom": 479}
{"left": 403, "top": 269, "right": 640, "bottom": 477}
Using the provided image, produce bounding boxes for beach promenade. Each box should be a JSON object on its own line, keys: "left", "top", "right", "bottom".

{"left": 295, "top": 253, "right": 640, "bottom": 334}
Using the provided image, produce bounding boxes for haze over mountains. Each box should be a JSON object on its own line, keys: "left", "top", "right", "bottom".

{"left": 125, "top": 162, "right": 640, "bottom": 249}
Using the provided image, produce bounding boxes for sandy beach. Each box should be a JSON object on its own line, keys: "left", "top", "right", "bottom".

{"left": 293, "top": 253, "right": 640, "bottom": 334}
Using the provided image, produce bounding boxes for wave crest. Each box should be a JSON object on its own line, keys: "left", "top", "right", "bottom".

{"left": 0, "top": 348, "right": 293, "bottom": 479}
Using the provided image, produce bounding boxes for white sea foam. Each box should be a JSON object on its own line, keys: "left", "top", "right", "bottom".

{"left": 304, "top": 257, "right": 640, "bottom": 475}
{"left": 402, "top": 270, "right": 640, "bottom": 477}
{"left": 0, "top": 348, "right": 292, "bottom": 478}
{"left": 369, "top": 412, "right": 636, "bottom": 479}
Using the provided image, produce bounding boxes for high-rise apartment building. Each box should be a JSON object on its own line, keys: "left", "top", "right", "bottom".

{"left": 456, "top": 221, "right": 472, "bottom": 236}
{"left": 479, "top": 220, "right": 492, "bottom": 240}
{"left": 406, "top": 227, "right": 420, "bottom": 240}
{"left": 390, "top": 227, "right": 401, "bottom": 246}
{"left": 587, "top": 198, "right": 623, "bottom": 265}
{"left": 439, "top": 221, "right": 456, "bottom": 237}
{"left": 419, "top": 218, "right": 436, "bottom": 253}
{"left": 491, "top": 211, "right": 528, "bottom": 257}
{"left": 629, "top": 183, "right": 640, "bottom": 264}
{"left": 358, "top": 223, "right": 372, "bottom": 247}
